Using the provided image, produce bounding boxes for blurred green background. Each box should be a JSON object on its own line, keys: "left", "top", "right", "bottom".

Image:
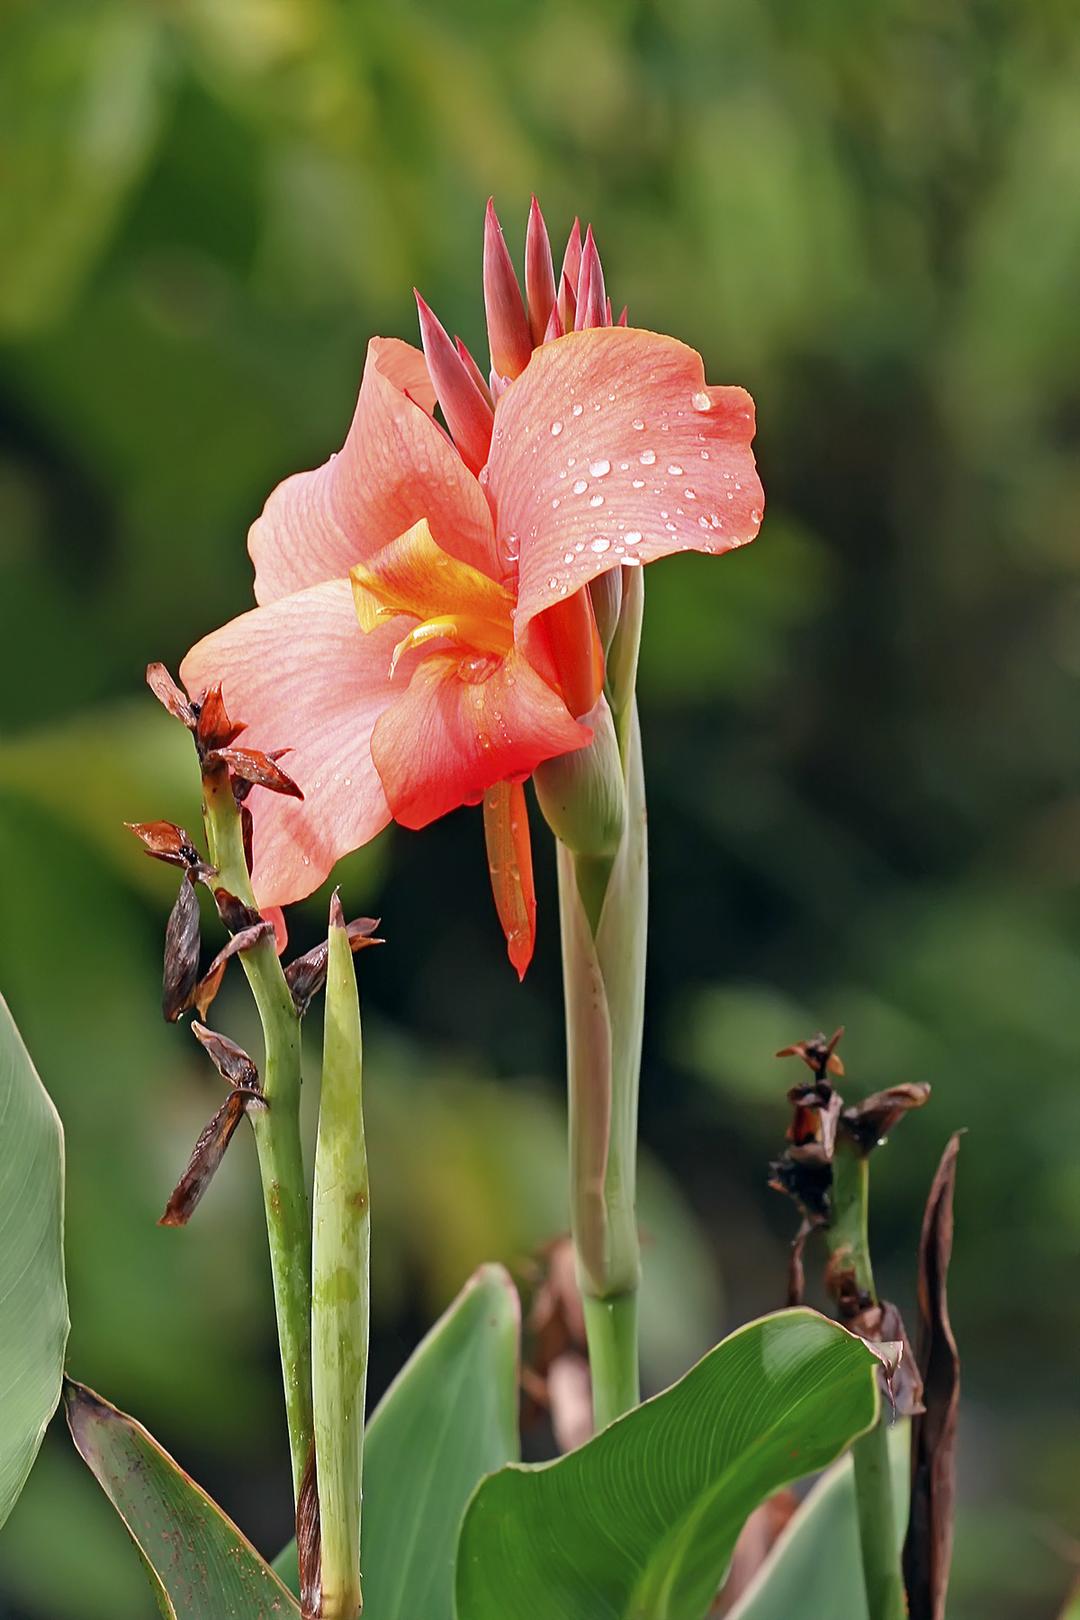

{"left": 2, "top": 1, "right": 1079, "bottom": 1616}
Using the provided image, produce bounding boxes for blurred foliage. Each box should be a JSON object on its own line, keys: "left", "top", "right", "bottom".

{"left": 1, "top": 1, "right": 1079, "bottom": 1617}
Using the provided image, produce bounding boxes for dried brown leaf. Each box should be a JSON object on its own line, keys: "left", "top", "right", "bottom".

{"left": 213, "top": 887, "right": 264, "bottom": 935}
{"left": 776, "top": 1026, "right": 845, "bottom": 1077}
{"left": 146, "top": 662, "right": 195, "bottom": 728}
{"left": 162, "top": 876, "right": 200, "bottom": 1022}
{"left": 190, "top": 1021, "right": 260, "bottom": 1090}
{"left": 841, "top": 1082, "right": 932, "bottom": 1151}
{"left": 125, "top": 820, "right": 216, "bottom": 881}
{"left": 211, "top": 747, "right": 304, "bottom": 799}
{"left": 284, "top": 918, "right": 382, "bottom": 1017}
{"left": 194, "top": 681, "right": 245, "bottom": 752}
{"left": 192, "top": 922, "right": 274, "bottom": 1019}
{"left": 158, "top": 1090, "right": 250, "bottom": 1226}
{"left": 904, "top": 1133, "right": 962, "bottom": 1620}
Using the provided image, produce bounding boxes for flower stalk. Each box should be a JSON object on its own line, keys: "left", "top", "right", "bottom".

{"left": 310, "top": 892, "right": 370, "bottom": 1620}
{"left": 826, "top": 1138, "right": 906, "bottom": 1620}
{"left": 201, "top": 765, "right": 314, "bottom": 1503}
{"left": 547, "top": 566, "right": 647, "bottom": 1429}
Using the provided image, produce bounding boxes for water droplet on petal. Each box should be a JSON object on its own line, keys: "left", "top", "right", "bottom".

{"left": 667, "top": 464, "right": 684, "bottom": 476}
{"left": 625, "top": 531, "right": 642, "bottom": 545}
{"left": 640, "top": 449, "right": 656, "bottom": 466}
{"left": 550, "top": 419, "right": 564, "bottom": 436}
{"left": 632, "top": 419, "right": 645, "bottom": 430}
{"left": 573, "top": 478, "right": 588, "bottom": 495}
{"left": 632, "top": 478, "right": 645, "bottom": 489}
{"left": 589, "top": 459, "right": 611, "bottom": 478}
{"left": 547, "top": 574, "right": 559, "bottom": 589}
{"left": 589, "top": 493, "right": 605, "bottom": 508}
{"left": 572, "top": 403, "right": 584, "bottom": 417}
{"left": 692, "top": 391, "right": 712, "bottom": 411}
{"left": 590, "top": 536, "right": 611, "bottom": 552}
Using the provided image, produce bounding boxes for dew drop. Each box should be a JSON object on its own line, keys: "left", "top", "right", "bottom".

{"left": 503, "top": 531, "right": 520, "bottom": 560}
{"left": 625, "top": 530, "right": 642, "bottom": 545}
{"left": 750, "top": 506, "right": 763, "bottom": 523}
{"left": 551, "top": 497, "right": 561, "bottom": 509}
{"left": 632, "top": 419, "right": 645, "bottom": 430}
{"left": 684, "top": 488, "right": 697, "bottom": 500}
{"left": 691, "top": 391, "right": 712, "bottom": 411}
{"left": 563, "top": 551, "right": 574, "bottom": 564}
{"left": 640, "top": 449, "right": 656, "bottom": 465}
{"left": 547, "top": 574, "right": 559, "bottom": 589}
{"left": 667, "top": 463, "right": 684, "bottom": 476}
{"left": 665, "top": 521, "right": 677, "bottom": 532}
{"left": 550, "top": 419, "right": 564, "bottom": 436}
{"left": 590, "top": 536, "right": 611, "bottom": 553}
{"left": 589, "top": 458, "right": 611, "bottom": 477}
{"left": 573, "top": 478, "right": 588, "bottom": 495}
{"left": 572, "top": 403, "right": 584, "bottom": 417}
{"left": 589, "top": 493, "right": 605, "bottom": 507}
{"left": 631, "top": 478, "right": 645, "bottom": 489}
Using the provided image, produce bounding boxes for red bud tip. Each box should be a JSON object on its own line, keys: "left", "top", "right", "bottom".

{"left": 483, "top": 198, "right": 533, "bottom": 381}
{"left": 617, "top": 304, "right": 628, "bottom": 327}
{"left": 415, "top": 290, "right": 495, "bottom": 476}
{"left": 543, "top": 300, "right": 564, "bottom": 343}
{"left": 575, "top": 226, "right": 607, "bottom": 331}
{"left": 525, "top": 195, "right": 557, "bottom": 348}
{"left": 559, "top": 217, "right": 583, "bottom": 298}
{"left": 557, "top": 269, "right": 577, "bottom": 335}
{"left": 195, "top": 682, "right": 245, "bottom": 750}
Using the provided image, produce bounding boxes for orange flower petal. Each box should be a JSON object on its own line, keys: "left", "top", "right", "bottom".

{"left": 181, "top": 580, "right": 396, "bottom": 907}
{"left": 250, "top": 337, "right": 498, "bottom": 605}
{"left": 487, "top": 326, "right": 763, "bottom": 632}
{"left": 483, "top": 779, "right": 537, "bottom": 979}
{"left": 350, "top": 518, "right": 513, "bottom": 633}
{"left": 371, "top": 647, "right": 591, "bottom": 831}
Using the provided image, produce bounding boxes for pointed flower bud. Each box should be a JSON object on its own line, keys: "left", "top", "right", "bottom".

{"left": 534, "top": 694, "right": 625, "bottom": 859}
{"left": 483, "top": 198, "right": 533, "bottom": 381}
{"left": 575, "top": 226, "right": 607, "bottom": 331}
{"left": 559, "top": 217, "right": 583, "bottom": 303}
{"left": 415, "top": 291, "right": 495, "bottom": 475}
{"left": 525, "top": 195, "right": 557, "bottom": 347}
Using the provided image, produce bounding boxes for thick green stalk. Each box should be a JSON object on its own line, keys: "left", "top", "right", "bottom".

{"left": 202, "top": 768, "right": 313, "bottom": 1502}
{"left": 311, "top": 897, "right": 369, "bottom": 1620}
{"left": 551, "top": 567, "right": 648, "bottom": 1431}
{"left": 828, "top": 1141, "right": 906, "bottom": 1620}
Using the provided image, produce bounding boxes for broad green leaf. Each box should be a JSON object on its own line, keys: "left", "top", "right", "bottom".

{"left": 455, "top": 1308, "right": 881, "bottom": 1620}
{"left": 0, "top": 992, "right": 68, "bottom": 1525}
{"left": 726, "top": 1420, "right": 910, "bottom": 1620}
{"left": 65, "top": 1380, "right": 300, "bottom": 1619}
{"left": 274, "top": 1262, "right": 520, "bottom": 1620}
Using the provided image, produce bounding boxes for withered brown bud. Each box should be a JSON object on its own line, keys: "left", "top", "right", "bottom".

{"left": 840, "top": 1082, "right": 932, "bottom": 1152}
{"left": 125, "top": 820, "right": 216, "bottom": 882}
{"left": 767, "top": 1154, "right": 832, "bottom": 1223}
{"left": 193, "top": 922, "right": 274, "bottom": 1019}
{"left": 190, "top": 1021, "right": 260, "bottom": 1091}
{"left": 213, "top": 887, "right": 264, "bottom": 935}
{"left": 296, "top": 1445, "right": 322, "bottom": 1620}
{"left": 209, "top": 747, "right": 303, "bottom": 799}
{"left": 238, "top": 804, "right": 254, "bottom": 875}
{"left": 194, "top": 682, "right": 245, "bottom": 752}
{"left": 146, "top": 663, "right": 195, "bottom": 729}
{"left": 159, "top": 1089, "right": 255, "bottom": 1227}
{"left": 162, "top": 875, "right": 201, "bottom": 1022}
{"left": 284, "top": 918, "right": 383, "bottom": 1017}
{"left": 776, "top": 1026, "right": 845, "bottom": 1079}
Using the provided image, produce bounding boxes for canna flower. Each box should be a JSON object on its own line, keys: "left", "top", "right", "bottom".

{"left": 181, "top": 199, "right": 763, "bottom": 975}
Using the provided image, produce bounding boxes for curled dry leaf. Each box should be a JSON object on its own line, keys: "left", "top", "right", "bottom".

{"left": 903, "top": 1133, "right": 962, "bottom": 1620}
{"left": 776, "top": 1026, "right": 845, "bottom": 1078}
{"left": 210, "top": 747, "right": 304, "bottom": 799}
{"left": 190, "top": 1021, "right": 259, "bottom": 1091}
{"left": 192, "top": 921, "right": 274, "bottom": 1019}
{"left": 213, "top": 887, "right": 264, "bottom": 935}
{"left": 841, "top": 1082, "right": 932, "bottom": 1153}
{"left": 194, "top": 682, "right": 245, "bottom": 752}
{"left": 145, "top": 662, "right": 195, "bottom": 728}
{"left": 158, "top": 1089, "right": 255, "bottom": 1227}
{"left": 162, "top": 875, "right": 200, "bottom": 1023}
{"left": 284, "top": 918, "right": 383, "bottom": 1017}
{"left": 125, "top": 819, "right": 216, "bottom": 882}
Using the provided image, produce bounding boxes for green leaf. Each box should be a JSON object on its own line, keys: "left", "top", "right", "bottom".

{"left": 64, "top": 1380, "right": 300, "bottom": 1619}
{"left": 726, "top": 1421, "right": 910, "bottom": 1620}
{"left": 0, "top": 992, "right": 68, "bottom": 1526}
{"left": 274, "top": 1262, "right": 520, "bottom": 1619}
{"left": 455, "top": 1308, "right": 881, "bottom": 1620}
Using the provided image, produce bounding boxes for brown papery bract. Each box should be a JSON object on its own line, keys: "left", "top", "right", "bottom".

{"left": 162, "top": 876, "right": 200, "bottom": 1023}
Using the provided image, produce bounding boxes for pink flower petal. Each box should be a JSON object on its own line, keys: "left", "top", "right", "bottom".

{"left": 487, "top": 327, "right": 764, "bottom": 632}
{"left": 371, "top": 647, "right": 590, "bottom": 831}
{"left": 181, "top": 580, "right": 396, "bottom": 907}
{"left": 250, "top": 336, "right": 498, "bottom": 605}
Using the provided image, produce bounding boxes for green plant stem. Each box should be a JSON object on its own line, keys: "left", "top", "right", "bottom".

{"left": 827, "top": 1141, "right": 905, "bottom": 1620}
{"left": 311, "top": 903, "right": 369, "bottom": 1620}
{"left": 202, "top": 768, "right": 313, "bottom": 1503}
{"left": 581, "top": 1293, "right": 640, "bottom": 1431}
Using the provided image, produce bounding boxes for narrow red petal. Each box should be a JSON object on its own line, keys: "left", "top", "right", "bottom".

{"left": 483, "top": 198, "right": 533, "bottom": 380}
{"left": 543, "top": 301, "right": 564, "bottom": 343}
{"left": 560, "top": 218, "right": 583, "bottom": 300}
{"left": 483, "top": 779, "right": 536, "bottom": 979}
{"left": 525, "top": 196, "right": 557, "bottom": 349}
{"left": 415, "top": 291, "right": 495, "bottom": 475}
{"left": 557, "top": 270, "right": 577, "bottom": 335}
{"left": 531, "top": 588, "right": 605, "bottom": 720}
{"left": 575, "top": 226, "right": 607, "bottom": 331}
{"left": 455, "top": 336, "right": 493, "bottom": 405}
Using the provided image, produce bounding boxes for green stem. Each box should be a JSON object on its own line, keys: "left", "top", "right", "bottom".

{"left": 311, "top": 900, "right": 369, "bottom": 1620}
{"left": 202, "top": 769, "right": 313, "bottom": 1503}
{"left": 827, "top": 1141, "right": 905, "bottom": 1620}
{"left": 582, "top": 1293, "right": 640, "bottom": 1431}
